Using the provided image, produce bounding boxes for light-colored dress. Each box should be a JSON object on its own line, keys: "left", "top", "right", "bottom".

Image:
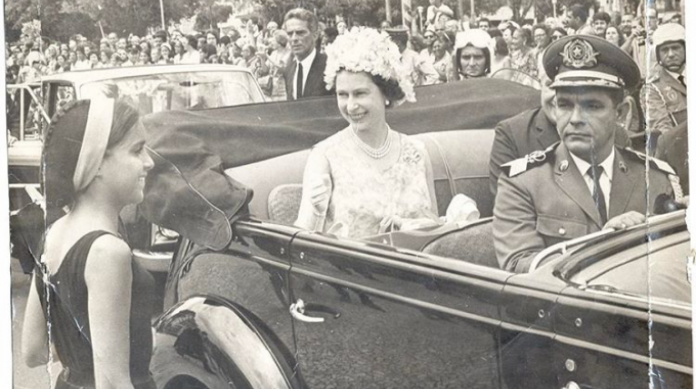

{"left": 297, "top": 128, "right": 436, "bottom": 239}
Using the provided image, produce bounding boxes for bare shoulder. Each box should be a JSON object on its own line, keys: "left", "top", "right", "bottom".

{"left": 84, "top": 235, "right": 133, "bottom": 285}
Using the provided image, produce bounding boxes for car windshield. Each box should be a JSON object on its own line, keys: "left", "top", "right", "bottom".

{"left": 79, "top": 71, "right": 265, "bottom": 115}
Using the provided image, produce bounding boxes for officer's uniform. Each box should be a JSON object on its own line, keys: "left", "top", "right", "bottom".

{"left": 643, "top": 67, "right": 687, "bottom": 133}
{"left": 492, "top": 35, "right": 680, "bottom": 273}
{"left": 641, "top": 24, "right": 687, "bottom": 134}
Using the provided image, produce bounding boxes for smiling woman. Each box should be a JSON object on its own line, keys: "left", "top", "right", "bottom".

{"left": 294, "top": 28, "right": 441, "bottom": 239}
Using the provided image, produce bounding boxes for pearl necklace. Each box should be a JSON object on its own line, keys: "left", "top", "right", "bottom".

{"left": 349, "top": 126, "right": 392, "bottom": 159}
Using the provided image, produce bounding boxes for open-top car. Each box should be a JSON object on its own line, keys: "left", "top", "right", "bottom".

{"left": 134, "top": 78, "right": 692, "bottom": 389}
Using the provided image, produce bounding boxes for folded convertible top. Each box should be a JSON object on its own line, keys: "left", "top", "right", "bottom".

{"left": 140, "top": 78, "right": 541, "bottom": 249}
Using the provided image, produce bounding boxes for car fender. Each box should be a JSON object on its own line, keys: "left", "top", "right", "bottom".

{"left": 151, "top": 294, "right": 300, "bottom": 389}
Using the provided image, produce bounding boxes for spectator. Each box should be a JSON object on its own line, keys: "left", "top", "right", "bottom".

{"left": 265, "top": 30, "right": 292, "bottom": 101}
{"left": 445, "top": 20, "right": 459, "bottom": 34}
{"left": 150, "top": 46, "right": 162, "bottom": 64}
{"left": 172, "top": 39, "right": 185, "bottom": 63}
{"left": 138, "top": 50, "right": 151, "bottom": 65}
{"left": 116, "top": 38, "right": 128, "bottom": 51}
{"left": 324, "top": 27, "right": 339, "bottom": 46}
{"left": 478, "top": 18, "right": 490, "bottom": 31}
{"left": 73, "top": 47, "right": 91, "bottom": 70}
{"left": 387, "top": 27, "right": 439, "bottom": 86}
{"left": 206, "top": 30, "right": 219, "bottom": 47}
{"left": 531, "top": 23, "right": 551, "bottom": 63}
{"left": 431, "top": 33, "right": 451, "bottom": 83}
{"left": 550, "top": 27, "right": 568, "bottom": 41}
{"left": 201, "top": 44, "right": 217, "bottom": 63}
{"left": 505, "top": 25, "right": 537, "bottom": 79}
{"left": 99, "top": 50, "right": 112, "bottom": 67}
{"left": 419, "top": 28, "right": 437, "bottom": 62}
{"left": 336, "top": 21, "right": 347, "bottom": 35}
{"left": 491, "top": 36, "right": 510, "bottom": 74}
{"left": 283, "top": 8, "right": 332, "bottom": 99}
{"left": 181, "top": 35, "right": 201, "bottom": 64}
{"left": 604, "top": 25, "right": 625, "bottom": 47}
{"left": 647, "top": 8, "right": 659, "bottom": 33}
{"left": 620, "top": 13, "right": 634, "bottom": 36}
{"left": 451, "top": 29, "right": 494, "bottom": 80}
{"left": 123, "top": 46, "right": 139, "bottom": 66}
{"left": 623, "top": 18, "right": 649, "bottom": 77}
{"left": 427, "top": 0, "right": 454, "bottom": 27}
{"left": 567, "top": 4, "right": 593, "bottom": 35}
{"left": 379, "top": 20, "right": 391, "bottom": 32}
{"left": 153, "top": 30, "right": 168, "bottom": 46}
{"left": 197, "top": 35, "right": 206, "bottom": 50}
{"left": 592, "top": 11, "right": 611, "bottom": 37}
{"left": 88, "top": 53, "right": 99, "bottom": 69}
{"left": 159, "top": 43, "right": 172, "bottom": 64}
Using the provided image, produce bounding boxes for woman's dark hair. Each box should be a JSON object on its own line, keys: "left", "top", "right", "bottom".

{"left": 454, "top": 46, "right": 491, "bottom": 78}
{"left": 487, "top": 28, "right": 502, "bottom": 39}
{"left": 186, "top": 35, "right": 198, "bottom": 48}
{"left": 369, "top": 73, "right": 405, "bottom": 108}
{"left": 494, "top": 36, "right": 508, "bottom": 56}
{"left": 42, "top": 99, "right": 140, "bottom": 223}
{"left": 605, "top": 24, "right": 625, "bottom": 47}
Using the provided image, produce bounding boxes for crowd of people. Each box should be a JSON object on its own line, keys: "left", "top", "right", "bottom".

{"left": 5, "top": 2, "right": 685, "bottom": 101}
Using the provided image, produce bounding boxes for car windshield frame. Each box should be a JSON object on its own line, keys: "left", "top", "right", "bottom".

{"left": 78, "top": 70, "right": 266, "bottom": 115}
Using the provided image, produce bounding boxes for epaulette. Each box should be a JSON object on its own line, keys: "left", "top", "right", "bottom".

{"left": 624, "top": 147, "right": 683, "bottom": 200}
{"left": 623, "top": 147, "right": 676, "bottom": 175}
{"left": 501, "top": 142, "right": 560, "bottom": 177}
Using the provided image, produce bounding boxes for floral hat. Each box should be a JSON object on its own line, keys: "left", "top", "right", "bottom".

{"left": 324, "top": 27, "right": 416, "bottom": 105}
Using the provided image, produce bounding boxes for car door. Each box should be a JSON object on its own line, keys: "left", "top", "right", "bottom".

{"left": 551, "top": 230, "right": 692, "bottom": 389}
{"left": 287, "top": 231, "right": 510, "bottom": 388}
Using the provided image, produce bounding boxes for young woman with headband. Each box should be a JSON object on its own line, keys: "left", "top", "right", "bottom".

{"left": 22, "top": 98, "right": 156, "bottom": 389}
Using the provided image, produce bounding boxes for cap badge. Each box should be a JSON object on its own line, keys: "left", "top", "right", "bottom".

{"left": 561, "top": 39, "right": 599, "bottom": 69}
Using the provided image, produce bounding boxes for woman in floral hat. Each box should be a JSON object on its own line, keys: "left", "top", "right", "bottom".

{"left": 295, "top": 28, "right": 440, "bottom": 239}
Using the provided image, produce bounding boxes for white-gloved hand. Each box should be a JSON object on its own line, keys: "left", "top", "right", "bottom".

{"left": 309, "top": 174, "right": 332, "bottom": 217}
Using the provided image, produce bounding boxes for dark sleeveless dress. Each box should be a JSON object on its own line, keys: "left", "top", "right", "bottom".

{"left": 35, "top": 230, "right": 157, "bottom": 389}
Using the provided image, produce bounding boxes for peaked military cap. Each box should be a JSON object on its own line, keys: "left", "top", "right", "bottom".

{"left": 543, "top": 35, "right": 641, "bottom": 91}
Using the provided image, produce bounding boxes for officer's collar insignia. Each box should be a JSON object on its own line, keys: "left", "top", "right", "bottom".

{"left": 561, "top": 39, "right": 599, "bottom": 69}
{"left": 527, "top": 150, "right": 547, "bottom": 163}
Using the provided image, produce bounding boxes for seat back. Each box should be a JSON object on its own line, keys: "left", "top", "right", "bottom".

{"left": 267, "top": 184, "right": 303, "bottom": 226}
{"left": 226, "top": 129, "right": 495, "bottom": 223}
{"left": 421, "top": 218, "right": 499, "bottom": 268}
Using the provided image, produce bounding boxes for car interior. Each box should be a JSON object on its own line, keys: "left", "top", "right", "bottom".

{"left": 226, "top": 129, "right": 501, "bottom": 269}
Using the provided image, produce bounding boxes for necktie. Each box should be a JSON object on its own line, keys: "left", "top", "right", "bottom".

{"left": 587, "top": 165, "right": 608, "bottom": 226}
{"left": 678, "top": 75, "right": 687, "bottom": 88}
{"left": 296, "top": 62, "right": 304, "bottom": 99}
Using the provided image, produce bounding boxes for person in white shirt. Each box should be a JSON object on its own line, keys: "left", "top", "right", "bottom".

{"left": 180, "top": 35, "right": 201, "bottom": 64}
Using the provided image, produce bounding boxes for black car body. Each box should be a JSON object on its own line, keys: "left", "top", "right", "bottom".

{"left": 140, "top": 79, "right": 692, "bottom": 389}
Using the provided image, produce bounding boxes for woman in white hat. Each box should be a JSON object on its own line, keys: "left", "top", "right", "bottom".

{"left": 295, "top": 28, "right": 440, "bottom": 239}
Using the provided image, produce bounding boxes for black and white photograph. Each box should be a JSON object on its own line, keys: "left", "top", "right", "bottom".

{"left": 4, "top": 0, "right": 693, "bottom": 387}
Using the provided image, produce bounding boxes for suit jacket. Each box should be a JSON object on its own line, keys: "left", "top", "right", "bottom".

{"left": 284, "top": 52, "right": 332, "bottom": 100}
{"left": 493, "top": 143, "right": 674, "bottom": 272}
{"left": 489, "top": 108, "right": 559, "bottom": 198}
{"left": 642, "top": 65, "right": 688, "bottom": 134}
{"left": 656, "top": 121, "right": 688, "bottom": 195}
{"left": 489, "top": 108, "right": 632, "bottom": 198}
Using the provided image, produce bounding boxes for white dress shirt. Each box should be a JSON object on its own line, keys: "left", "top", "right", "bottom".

{"left": 293, "top": 48, "right": 317, "bottom": 99}
{"left": 570, "top": 148, "right": 615, "bottom": 214}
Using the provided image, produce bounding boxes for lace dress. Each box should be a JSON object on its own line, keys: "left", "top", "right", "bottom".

{"left": 301, "top": 128, "right": 436, "bottom": 239}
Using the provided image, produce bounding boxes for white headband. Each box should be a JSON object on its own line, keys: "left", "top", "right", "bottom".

{"left": 72, "top": 98, "right": 115, "bottom": 193}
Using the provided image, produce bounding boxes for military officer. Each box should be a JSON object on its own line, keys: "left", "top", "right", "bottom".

{"left": 642, "top": 23, "right": 687, "bottom": 136}
{"left": 493, "top": 35, "right": 680, "bottom": 273}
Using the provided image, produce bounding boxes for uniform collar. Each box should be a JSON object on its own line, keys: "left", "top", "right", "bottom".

{"left": 569, "top": 147, "right": 615, "bottom": 181}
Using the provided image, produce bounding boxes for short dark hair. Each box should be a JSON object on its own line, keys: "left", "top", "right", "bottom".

{"left": 593, "top": 11, "right": 611, "bottom": 24}
{"left": 494, "top": 36, "right": 508, "bottom": 56}
{"left": 219, "top": 36, "right": 231, "bottom": 45}
{"left": 284, "top": 8, "right": 319, "bottom": 33}
{"left": 478, "top": 18, "right": 490, "bottom": 25}
{"left": 186, "top": 35, "right": 198, "bottom": 48}
{"left": 569, "top": 4, "right": 589, "bottom": 23}
{"left": 532, "top": 23, "right": 551, "bottom": 36}
{"left": 154, "top": 29, "right": 168, "bottom": 41}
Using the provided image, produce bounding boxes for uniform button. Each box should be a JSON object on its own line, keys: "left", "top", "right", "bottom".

{"left": 559, "top": 227, "right": 566, "bottom": 236}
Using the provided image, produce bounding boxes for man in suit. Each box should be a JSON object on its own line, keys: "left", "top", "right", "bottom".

{"left": 641, "top": 23, "right": 687, "bottom": 136}
{"left": 493, "top": 35, "right": 680, "bottom": 273}
{"left": 283, "top": 8, "right": 332, "bottom": 100}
